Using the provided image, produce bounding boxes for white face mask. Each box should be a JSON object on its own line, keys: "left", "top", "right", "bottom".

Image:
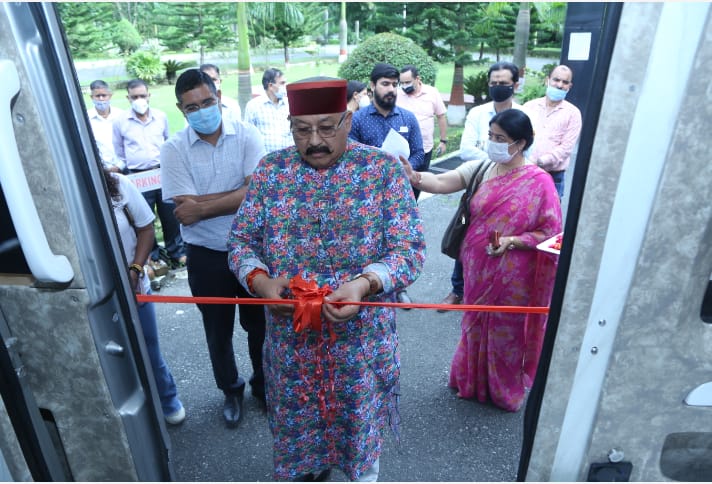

{"left": 131, "top": 98, "right": 149, "bottom": 115}
{"left": 358, "top": 95, "right": 371, "bottom": 109}
{"left": 487, "top": 140, "right": 518, "bottom": 164}
{"left": 275, "top": 85, "right": 286, "bottom": 100}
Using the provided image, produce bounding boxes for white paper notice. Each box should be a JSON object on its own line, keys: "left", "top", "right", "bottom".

{"left": 568, "top": 32, "right": 591, "bottom": 61}
{"left": 380, "top": 128, "right": 410, "bottom": 161}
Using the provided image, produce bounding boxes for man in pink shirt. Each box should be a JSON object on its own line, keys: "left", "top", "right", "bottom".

{"left": 397, "top": 64, "right": 448, "bottom": 199}
{"left": 523, "top": 64, "right": 582, "bottom": 198}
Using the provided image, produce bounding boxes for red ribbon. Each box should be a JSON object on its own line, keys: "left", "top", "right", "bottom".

{"left": 289, "top": 275, "right": 332, "bottom": 333}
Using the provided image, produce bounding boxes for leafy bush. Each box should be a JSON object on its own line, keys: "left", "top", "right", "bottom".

{"left": 463, "top": 71, "right": 491, "bottom": 106}
{"left": 125, "top": 50, "right": 163, "bottom": 83}
{"left": 528, "top": 47, "right": 562, "bottom": 58}
{"left": 516, "top": 68, "right": 547, "bottom": 104}
{"left": 337, "top": 33, "right": 437, "bottom": 85}
{"left": 112, "top": 19, "right": 142, "bottom": 55}
{"left": 164, "top": 59, "right": 196, "bottom": 84}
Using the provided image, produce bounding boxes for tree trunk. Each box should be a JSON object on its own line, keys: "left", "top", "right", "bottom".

{"left": 338, "top": 2, "right": 347, "bottom": 63}
{"left": 237, "top": 2, "right": 253, "bottom": 115}
{"left": 283, "top": 44, "right": 290, "bottom": 66}
{"left": 513, "top": 2, "right": 531, "bottom": 83}
{"left": 447, "top": 62, "right": 466, "bottom": 125}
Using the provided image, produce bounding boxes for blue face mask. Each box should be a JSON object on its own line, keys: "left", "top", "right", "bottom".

{"left": 186, "top": 104, "right": 222, "bottom": 134}
{"left": 93, "top": 99, "right": 110, "bottom": 112}
{"left": 546, "top": 84, "right": 568, "bottom": 102}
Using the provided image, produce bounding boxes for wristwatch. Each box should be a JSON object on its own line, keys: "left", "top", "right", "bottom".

{"left": 129, "top": 263, "right": 145, "bottom": 277}
{"left": 351, "top": 272, "right": 380, "bottom": 296}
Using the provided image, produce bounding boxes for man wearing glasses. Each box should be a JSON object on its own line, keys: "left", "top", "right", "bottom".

{"left": 160, "top": 69, "right": 268, "bottom": 429}
{"left": 227, "top": 77, "right": 425, "bottom": 482}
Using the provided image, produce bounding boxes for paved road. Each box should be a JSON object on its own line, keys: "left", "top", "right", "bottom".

{"left": 153, "top": 163, "right": 525, "bottom": 481}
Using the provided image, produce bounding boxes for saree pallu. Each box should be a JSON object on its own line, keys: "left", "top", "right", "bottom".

{"left": 449, "top": 164, "right": 562, "bottom": 412}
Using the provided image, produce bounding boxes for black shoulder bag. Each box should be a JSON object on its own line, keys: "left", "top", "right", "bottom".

{"left": 440, "top": 160, "right": 493, "bottom": 259}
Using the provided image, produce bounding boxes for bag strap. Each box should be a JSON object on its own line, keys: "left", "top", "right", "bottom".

{"left": 465, "top": 160, "right": 494, "bottom": 203}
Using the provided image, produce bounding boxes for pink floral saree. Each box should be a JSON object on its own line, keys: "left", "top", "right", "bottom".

{"left": 448, "top": 164, "right": 562, "bottom": 412}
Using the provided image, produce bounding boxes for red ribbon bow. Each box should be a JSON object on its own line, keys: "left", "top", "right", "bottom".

{"left": 289, "top": 275, "right": 333, "bottom": 333}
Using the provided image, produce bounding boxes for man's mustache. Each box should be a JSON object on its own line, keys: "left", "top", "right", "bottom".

{"left": 306, "top": 145, "right": 333, "bottom": 155}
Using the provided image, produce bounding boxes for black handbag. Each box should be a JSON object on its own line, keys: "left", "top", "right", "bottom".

{"left": 440, "top": 160, "right": 493, "bottom": 259}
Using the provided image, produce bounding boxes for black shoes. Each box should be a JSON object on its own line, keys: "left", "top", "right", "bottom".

{"left": 438, "top": 292, "right": 463, "bottom": 313}
{"left": 396, "top": 290, "right": 413, "bottom": 310}
{"left": 223, "top": 378, "right": 245, "bottom": 428}
{"left": 296, "top": 469, "right": 331, "bottom": 481}
{"left": 223, "top": 392, "right": 244, "bottom": 428}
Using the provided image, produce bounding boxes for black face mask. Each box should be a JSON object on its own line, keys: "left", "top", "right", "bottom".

{"left": 489, "top": 84, "right": 514, "bottom": 103}
{"left": 401, "top": 85, "right": 415, "bottom": 95}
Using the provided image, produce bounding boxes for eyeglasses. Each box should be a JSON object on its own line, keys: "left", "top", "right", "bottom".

{"left": 182, "top": 96, "right": 218, "bottom": 114}
{"left": 291, "top": 112, "right": 347, "bottom": 140}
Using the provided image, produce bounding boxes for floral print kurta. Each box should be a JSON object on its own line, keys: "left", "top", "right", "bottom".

{"left": 227, "top": 142, "right": 425, "bottom": 480}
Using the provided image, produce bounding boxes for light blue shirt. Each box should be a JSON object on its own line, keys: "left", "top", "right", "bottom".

{"left": 112, "top": 107, "right": 169, "bottom": 170}
{"left": 160, "top": 118, "right": 266, "bottom": 251}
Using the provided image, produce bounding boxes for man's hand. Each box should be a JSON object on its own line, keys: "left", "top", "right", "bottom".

{"left": 322, "top": 279, "right": 368, "bottom": 323}
{"left": 173, "top": 195, "right": 202, "bottom": 225}
{"left": 435, "top": 141, "right": 447, "bottom": 157}
{"left": 252, "top": 275, "right": 293, "bottom": 318}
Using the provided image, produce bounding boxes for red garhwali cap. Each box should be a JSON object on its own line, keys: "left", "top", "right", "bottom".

{"left": 287, "top": 77, "right": 347, "bottom": 116}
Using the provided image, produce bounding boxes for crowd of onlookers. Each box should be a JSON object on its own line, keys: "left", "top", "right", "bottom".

{"left": 87, "top": 59, "right": 580, "bottom": 481}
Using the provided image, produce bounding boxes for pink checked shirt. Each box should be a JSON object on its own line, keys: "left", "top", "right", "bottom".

{"left": 523, "top": 97, "right": 582, "bottom": 172}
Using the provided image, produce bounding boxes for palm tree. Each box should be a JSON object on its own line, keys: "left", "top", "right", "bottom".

{"left": 513, "top": 2, "right": 531, "bottom": 86}
{"left": 237, "top": 2, "right": 252, "bottom": 115}
{"left": 338, "top": 2, "right": 348, "bottom": 63}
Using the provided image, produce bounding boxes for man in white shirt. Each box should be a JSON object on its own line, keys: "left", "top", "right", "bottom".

{"left": 441, "top": 62, "right": 522, "bottom": 309}
{"left": 459, "top": 61, "right": 522, "bottom": 161}
{"left": 86, "top": 80, "right": 124, "bottom": 172}
{"left": 200, "top": 63, "right": 242, "bottom": 122}
{"left": 243, "top": 68, "right": 292, "bottom": 154}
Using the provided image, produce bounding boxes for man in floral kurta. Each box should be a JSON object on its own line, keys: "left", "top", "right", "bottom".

{"left": 227, "top": 77, "right": 425, "bottom": 481}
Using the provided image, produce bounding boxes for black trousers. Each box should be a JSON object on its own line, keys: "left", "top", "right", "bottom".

{"left": 186, "top": 244, "right": 266, "bottom": 396}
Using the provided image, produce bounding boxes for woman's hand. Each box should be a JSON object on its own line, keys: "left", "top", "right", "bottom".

{"left": 252, "top": 275, "right": 293, "bottom": 318}
{"left": 399, "top": 156, "right": 421, "bottom": 187}
{"left": 322, "top": 279, "right": 368, "bottom": 323}
{"left": 486, "top": 236, "right": 518, "bottom": 257}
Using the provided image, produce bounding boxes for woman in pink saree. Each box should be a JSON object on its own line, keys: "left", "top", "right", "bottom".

{"left": 401, "top": 109, "right": 561, "bottom": 412}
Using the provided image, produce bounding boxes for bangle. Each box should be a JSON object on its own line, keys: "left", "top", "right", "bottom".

{"left": 246, "top": 268, "right": 268, "bottom": 294}
{"left": 440, "top": 139, "right": 448, "bottom": 144}
{"left": 508, "top": 237, "right": 516, "bottom": 250}
{"left": 129, "top": 263, "right": 144, "bottom": 276}
{"left": 350, "top": 272, "right": 380, "bottom": 296}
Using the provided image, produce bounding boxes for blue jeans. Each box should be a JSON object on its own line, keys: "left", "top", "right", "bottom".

{"left": 450, "top": 259, "right": 464, "bottom": 297}
{"left": 137, "top": 293, "right": 182, "bottom": 416}
{"left": 549, "top": 170, "right": 565, "bottom": 199}
{"left": 141, "top": 188, "right": 185, "bottom": 261}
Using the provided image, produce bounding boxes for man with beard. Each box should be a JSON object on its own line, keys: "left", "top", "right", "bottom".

{"left": 349, "top": 63, "right": 424, "bottom": 306}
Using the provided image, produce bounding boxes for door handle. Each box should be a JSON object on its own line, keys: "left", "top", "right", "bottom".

{"left": 0, "top": 59, "right": 73, "bottom": 284}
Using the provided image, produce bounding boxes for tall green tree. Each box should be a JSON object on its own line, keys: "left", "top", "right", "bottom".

{"left": 433, "top": 3, "right": 484, "bottom": 125}
{"left": 532, "top": 2, "right": 567, "bottom": 47}
{"left": 57, "top": 3, "right": 115, "bottom": 59}
{"left": 250, "top": 3, "right": 319, "bottom": 65}
{"left": 153, "top": 3, "right": 236, "bottom": 64}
